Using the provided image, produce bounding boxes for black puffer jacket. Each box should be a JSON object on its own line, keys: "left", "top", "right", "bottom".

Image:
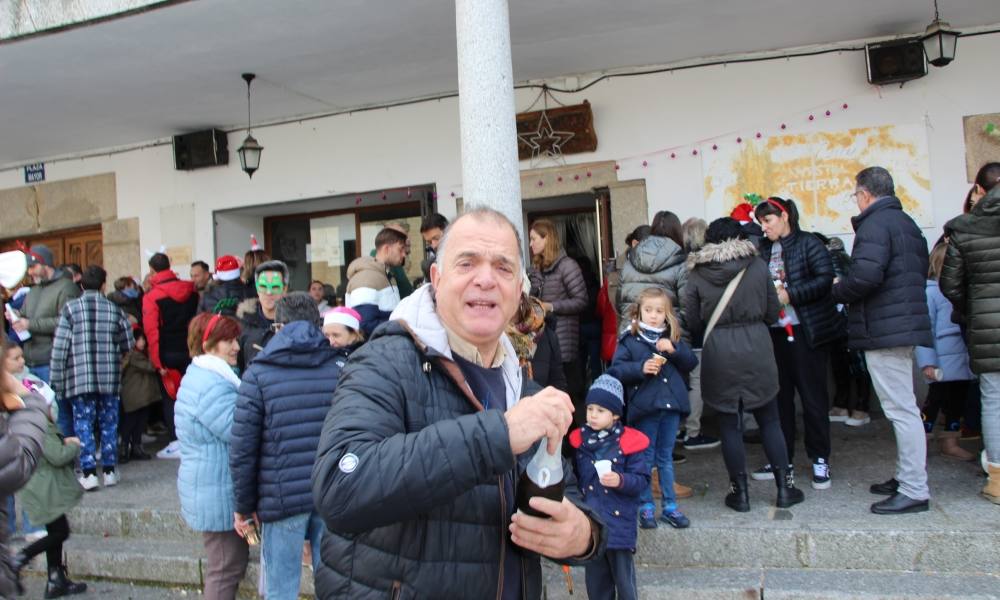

{"left": 683, "top": 239, "right": 780, "bottom": 414}
{"left": 230, "top": 321, "right": 342, "bottom": 522}
{"left": 941, "top": 186, "right": 1000, "bottom": 374}
{"left": 529, "top": 251, "right": 588, "bottom": 362}
{"left": 759, "top": 230, "right": 841, "bottom": 348}
{"left": 199, "top": 279, "right": 252, "bottom": 316}
{"left": 831, "top": 197, "right": 933, "bottom": 351}
{"left": 311, "top": 287, "right": 604, "bottom": 600}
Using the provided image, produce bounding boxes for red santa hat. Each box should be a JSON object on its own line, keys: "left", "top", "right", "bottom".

{"left": 214, "top": 255, "right": 241, "bottom": 281}
{"left": 730, "top": 203, "right": 754, "bottom": 224}
{"left": 250, "top": 234, "right": 261, "bottom": 251}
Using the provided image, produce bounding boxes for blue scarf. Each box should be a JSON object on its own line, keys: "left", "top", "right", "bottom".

{"left": 581, "top": 422, "right": 624, "bottom": 459}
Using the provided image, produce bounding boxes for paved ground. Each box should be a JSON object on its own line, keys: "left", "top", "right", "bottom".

{"left": 19, "top": 407, "right": 996, "bottom": 598}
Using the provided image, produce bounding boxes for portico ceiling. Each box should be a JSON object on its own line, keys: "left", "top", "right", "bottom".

{"left": 1, "top": 0, "right": 998, "bottom": 167}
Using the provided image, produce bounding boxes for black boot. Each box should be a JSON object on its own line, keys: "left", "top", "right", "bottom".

{"left": 119, "top": 442, "right": 132, "bottom": 464}
{"left": 774, "top": 467, "right": 805, "bottom": 508}
{"left": 44, "top": 566, "right": 87, "bottom": 599}
{"left": 130, "top": 444, "right": 152, "bottom": 460}
{"left": 725, "top": 473, "right": 750, "bottom": 512}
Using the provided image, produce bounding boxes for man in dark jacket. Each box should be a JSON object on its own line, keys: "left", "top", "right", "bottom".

{"left": 199, "top": 255, "right": 250, "bottom": 316}
{"left": 235, "top": 259, "right": 289, "bottom": 369}
{"left": 231, "top": 293, "right": 337, "bottom": 599}
{"left": 312, "top": 208, "right": 604, "bottom": 599}
{"left": 940, "top": 161, "right": 1000, "bottom": 503}
{"left": 142, "top": 253, "right": 198, "bottom": 459}
{"left": 832, "top": 166, "right": 933, "bottom": 515}
{"left": 12, "top": 245, "right": 81, "bottom": 435}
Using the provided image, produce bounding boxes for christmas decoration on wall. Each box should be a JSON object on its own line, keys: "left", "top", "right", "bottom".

{"left": 516, "top": 88, "right": 597, "bottom": 165}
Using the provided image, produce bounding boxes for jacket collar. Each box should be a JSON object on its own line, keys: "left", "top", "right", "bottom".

{"left": 150, "top": 270, "right": 178, "bottom": 286}
{"left": 852, "top": 196, "right": 902, "bottom": 231}
{"left": 190, "top": 354, "right": 241, "bottom": 388}
{"left": 685, "top": 238, "right": 757, "bottom": 269}
{"left": 390, "top": 284, "right": 522, "bottom": 409}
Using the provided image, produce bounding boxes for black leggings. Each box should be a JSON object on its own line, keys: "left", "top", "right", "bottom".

{"left": 923, "top": 380, "right": 970, "bottom": 432}
{"left": 20, "top": 514, "right": 70, "bottom": 569}
{"left": 718, "top": 400, "right": 790, "bottom": 479}
{"left": 119, "top": 406, "right": 151, "bottom": 447}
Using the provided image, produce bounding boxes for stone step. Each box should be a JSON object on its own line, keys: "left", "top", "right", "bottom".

{"left": 69, "top": 505, "right": 192, "bottom": 542}
{"left": 541, "top": 565, "right": 1000, "bottom": 600}
{"left": 18, "top": 534, "right": 315, "bottom": 598}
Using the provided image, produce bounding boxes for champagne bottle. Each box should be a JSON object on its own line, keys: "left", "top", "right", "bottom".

{"left": 516, "top": 437, "right": 565, "bottom": 517}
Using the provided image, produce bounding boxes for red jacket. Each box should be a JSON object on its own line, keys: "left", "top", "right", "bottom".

{"left": 596, "top": 278, "right": 620, "bottom": 362}
{"left": 142, "top": 270, "right": 198, "bottom": 370}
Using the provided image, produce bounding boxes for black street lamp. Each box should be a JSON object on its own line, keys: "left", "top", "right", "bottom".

{"left": 922, "top": 0, "right": 959, "bottom": 67}
{"left": 237, "top": 73, "right": 263, "bottom": 178}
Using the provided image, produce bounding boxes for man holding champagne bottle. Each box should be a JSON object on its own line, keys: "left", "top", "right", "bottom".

{"left": 312, "top": 208, "right": 604, "bottom": 599}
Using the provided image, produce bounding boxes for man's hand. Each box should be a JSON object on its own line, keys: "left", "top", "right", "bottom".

{"left": 510, "top": 497, "right": 593, "bottom": 559}
{"left": 922, "top": 366, "right": 939, "bottom": 382}
{"left": 599, "top": 472, "right": 622, "bottom": 488}
{"left": 12, "top": 318, "right": 28, "bottom": 333}
{"left": 505, "top": 387, "right": 573, "bottom": 455}
{"left": 233, "top": 512, "right": 258, "bottom": 536}
{"left": 642, "top": 359, "right": 661, "bottom": 375}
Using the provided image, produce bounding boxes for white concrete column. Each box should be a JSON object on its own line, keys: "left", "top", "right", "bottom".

{"left": 455, "top": 0, "right": 523, "bottom": 239}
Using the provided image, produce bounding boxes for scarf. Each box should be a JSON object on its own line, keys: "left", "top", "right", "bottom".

{"left": 191, "top": 354, "right": 242, "bottom": 389}
{"left": 632, "top": 322, "right": 666, "bottom": 346}
{"left": 505, "top": 296, "right": 548, "bottom": 376}
{"left": 581, "top": 422, "right": 624, "bottom": 458}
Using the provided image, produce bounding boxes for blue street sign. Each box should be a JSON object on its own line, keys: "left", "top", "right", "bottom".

{"left": 24, "top": 163, "right": 45, "bottom": 183}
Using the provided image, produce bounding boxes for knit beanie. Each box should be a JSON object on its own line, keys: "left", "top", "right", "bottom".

{"left": 586, "top": 374, "right": 624, "bottom": 416}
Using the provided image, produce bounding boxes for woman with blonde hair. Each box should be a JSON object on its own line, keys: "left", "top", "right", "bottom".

{"left": 528, "top": 219, "right": 588, "bottom": 414}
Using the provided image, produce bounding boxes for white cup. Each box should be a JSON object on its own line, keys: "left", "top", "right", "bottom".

{"left": 594, "top": 460, "right": 613, "bottom": 477}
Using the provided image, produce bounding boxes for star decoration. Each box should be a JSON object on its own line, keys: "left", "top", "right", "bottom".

{"left": 518, "top": 111, "right": 575, "bottom": 167}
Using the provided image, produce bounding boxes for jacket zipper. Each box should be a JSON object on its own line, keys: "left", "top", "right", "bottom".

{"left": 496, "top": 475, "right": 506, "bottom": 600}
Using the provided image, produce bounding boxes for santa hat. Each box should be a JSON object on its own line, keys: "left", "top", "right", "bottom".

{"left": 250, "top": 234, "right": 262, "bottom": 251}
{"left": 730, "top": 203, "right": 754, "bottom": 224}
{"left": 323, "top": 306, "right": 362, "bottom": 332}
{"left": 214, "top": 255, "right": 241, "bottom": 281}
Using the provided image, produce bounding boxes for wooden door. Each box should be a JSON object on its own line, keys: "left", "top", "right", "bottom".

{"left": 0, "top": 225, "right": 102, "bottom": 269}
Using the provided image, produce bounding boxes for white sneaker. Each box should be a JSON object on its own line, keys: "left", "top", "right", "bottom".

{"left": 829, "top": 407, "right": 849, "bottom": 422}
{"left": 156, "top": 440, "right": 182, "bottom": 460}
{"left": 79, "top": 473, "right": 99, "bottom": 491}
{"left": 102, "top": 470, "right": 119, "bottom": 487}
{"left": 24, "top": 530, "right": 47, "bottom": 543}
{"left": 812, "top": 459, "right": 831, "bottom": 490}
{"left": 845, "top": 411, "right": 871, "bottom": 427}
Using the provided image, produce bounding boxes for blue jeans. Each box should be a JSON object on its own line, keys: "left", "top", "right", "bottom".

{"left": 5, "top": 496, "right": 41, "bottom": 535}
{"left": 70, "top": 393, "right": 119, "bottom": 471}
{"left": 30, "top": 365, "right": 73, "bottom": 437}
{"left": 981, "top": 372, "right": 1000, "bottom": 464}
{"left": 635, "top": 411, "right": 681, "bottom": 512}
{"left": 585, "top": 548, "right": 637, "bottom": 600}
{"left": 262, "top": 511, "right": 324, "bottom": 600}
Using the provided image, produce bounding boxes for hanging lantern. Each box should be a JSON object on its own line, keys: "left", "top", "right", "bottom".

{"left": 922, "top": 0, "right": 959, "bottom": 67}
{"left": 237, "top": 73, "right": 264, "bottom": 178}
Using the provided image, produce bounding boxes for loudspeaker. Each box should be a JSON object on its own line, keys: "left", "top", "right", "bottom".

{"left": 866, "top": 38, "right": 927, "bottom": 85}
{"left": 173, "top": 129, "right": 229, "bottom": 170}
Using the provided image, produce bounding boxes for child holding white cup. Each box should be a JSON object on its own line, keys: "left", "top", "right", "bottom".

{"left": 568, "top": 375, "right": 650, "bottom": 600}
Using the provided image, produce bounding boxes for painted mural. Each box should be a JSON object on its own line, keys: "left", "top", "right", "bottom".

{"left": 702, "top": 124, "right": 932, "bottom": 234}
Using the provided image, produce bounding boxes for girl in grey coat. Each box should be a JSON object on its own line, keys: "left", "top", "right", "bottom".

{"left": 683, "top": 218, "right": 804, "bottom": 513}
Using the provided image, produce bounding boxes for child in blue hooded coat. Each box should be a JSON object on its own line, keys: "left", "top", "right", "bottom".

{"left": 609, "top": 287, "right": 698, "bottom": 529}
{"left": 570, "top": 374, "right": 649, "bottom": 600}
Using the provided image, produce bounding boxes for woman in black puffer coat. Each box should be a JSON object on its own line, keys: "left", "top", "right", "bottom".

{"left": 528, "top": 220, "right": 588, "bottom": 413}
{"left": 754, "top": 197, "right": 839, "bottom": 488}
{"left": 684, "top": 218, "right": 804, "bottom": 513}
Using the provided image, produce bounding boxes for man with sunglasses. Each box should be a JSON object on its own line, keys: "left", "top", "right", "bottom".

{"left": 236, "top": 260, "right": 289, "bottom": 370}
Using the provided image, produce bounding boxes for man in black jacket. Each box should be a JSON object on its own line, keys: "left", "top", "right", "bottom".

{"left": 312, "top": 208, "right": 604, "bottom": 599}
{"left": 832, "top": 166, "right": 933, "bottom": 515}
{"left": 940, "top": 161, "right": 1000, "bottom": 503}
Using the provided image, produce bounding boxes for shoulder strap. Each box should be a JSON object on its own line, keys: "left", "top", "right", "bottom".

{"left": 703, "top": 267, "right": 747, "bottom": 344}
